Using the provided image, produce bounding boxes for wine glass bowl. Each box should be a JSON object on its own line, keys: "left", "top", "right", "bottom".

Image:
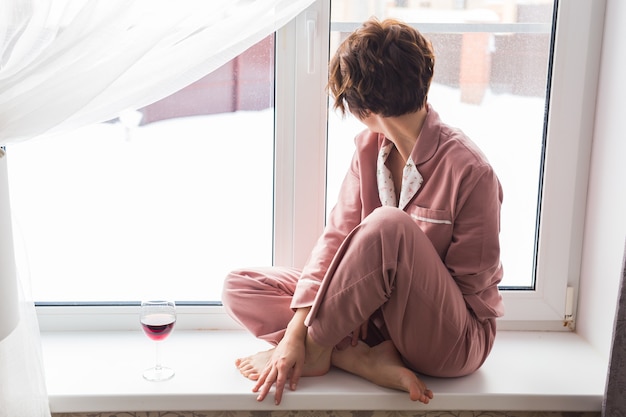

{"left": 140, "top": 300, "right": 176, "bottom": 381}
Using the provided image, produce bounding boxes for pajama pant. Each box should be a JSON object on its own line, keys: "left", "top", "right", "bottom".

{"left": 222, "top": 206, "right": 496, "bottom": 378}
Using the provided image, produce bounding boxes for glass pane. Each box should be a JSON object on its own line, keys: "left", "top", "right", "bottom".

{"left": 327, "top": 1, "right": 555, "bottom": 289}
{"left": 7, "top": 36, "right": 275, "bottom": 303}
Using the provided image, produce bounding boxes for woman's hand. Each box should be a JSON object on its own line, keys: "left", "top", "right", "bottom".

{"left": 334, "top": 320, "right": 369, "bottom": 351}
{"left": 252, "top": 333, "right": 305, "bottom": 404}
{"left": 253, "top": 307, "right": 311, "bottom": 405}
{"left": 351, "top": 320, "right": 369, "bottom": 346}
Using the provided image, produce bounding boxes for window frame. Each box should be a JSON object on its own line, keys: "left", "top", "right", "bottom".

{"left": 495, "top": 0, "right": 603, "bottom": 330}
{"left": 36, "top": 0, "right": 604, "bottom": 332}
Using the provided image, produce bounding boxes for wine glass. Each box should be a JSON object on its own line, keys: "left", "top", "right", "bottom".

{"left": 140, "top": 300, "right": 176, "bottom": 381}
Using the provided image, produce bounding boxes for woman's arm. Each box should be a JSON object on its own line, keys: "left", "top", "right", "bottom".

{"left": 252, "top": 307, "right": 311, "bottom": 404}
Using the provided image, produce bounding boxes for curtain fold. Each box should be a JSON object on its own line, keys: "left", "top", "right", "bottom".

{"left": 0, "top": 0, "right": 315, "bottom": 143}
{"left": 0, "top": 0, "right": 315, "bottom": 415}
{"left": 0, "top": 234, "right": 51, "bottom": 417}
{"left": 0, "top": 153, "right": 19, "bottom": 342}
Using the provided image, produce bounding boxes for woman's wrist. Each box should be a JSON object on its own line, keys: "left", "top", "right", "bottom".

{"left": 285, "top": 307, "right": 311, "bottom": 340}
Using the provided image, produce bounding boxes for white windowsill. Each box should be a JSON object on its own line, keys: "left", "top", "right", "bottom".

{"left": 41, "top": 329, "right": 607, "bottom": 413}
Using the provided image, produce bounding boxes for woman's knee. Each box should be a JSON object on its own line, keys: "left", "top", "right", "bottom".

{"left": 361, "top": 206, "right": 424, "bottom": 242}
{"left": 221, "top": 269, "right": 246, "bottom": 311}
{"left": 221, "top": 266, "right": 299, "bottom": 307}
{"left": 222, "top": 268, "right": 249, "bottom": 291}
{"left": 366, "top": 206, "right": 416, "bottom": 227}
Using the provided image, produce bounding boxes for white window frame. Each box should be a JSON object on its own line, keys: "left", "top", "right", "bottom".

{"left": 496, "top": 0, "right": 604, "bottom": 331}
{"left": 37, "top": 0, "right": 604, "bottom": 332}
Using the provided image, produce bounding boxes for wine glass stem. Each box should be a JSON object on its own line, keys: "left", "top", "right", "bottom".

{"left": 155, "top": 341, "right": 162, "bottom": 370}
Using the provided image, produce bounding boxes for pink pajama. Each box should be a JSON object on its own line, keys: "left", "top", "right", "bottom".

{"left": 222, "top": 207, "right": 495, "bottom": 378}
{"left": 222, "top": 105, "right": 503, "bottom": 378}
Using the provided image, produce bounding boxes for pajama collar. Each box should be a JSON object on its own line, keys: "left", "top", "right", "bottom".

{"left": 376, "top": 140, "right": 424, "bottom": 210}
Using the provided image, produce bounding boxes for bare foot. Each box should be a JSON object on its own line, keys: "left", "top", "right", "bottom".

{"left": 235, "top": 349, "right": 273, "bottom": 381}
{"left": 235, "top": 334, "right": 331, "bottom": 383}
{"left": 331, "top": 340, "right": 434, "bottom": 404}
{"left": 302, "top": 331, "right": 332, "bottom": 377}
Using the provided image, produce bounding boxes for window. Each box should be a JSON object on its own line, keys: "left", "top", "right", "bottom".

{"left": 9, "top": 0, "right": 600, "bottom": 331}
{"left": 327, "top": 0, "right": 556, "bottom": 290}
{"left": 8, "top": 38, "right": 276, "bottom": 304}
{"left": 324, "top": 0, "right": 600, "bottom": 330}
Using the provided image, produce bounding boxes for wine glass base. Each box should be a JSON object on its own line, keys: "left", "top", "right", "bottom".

{"left": 143, "top": 366, "right": 175, "bottom": 382}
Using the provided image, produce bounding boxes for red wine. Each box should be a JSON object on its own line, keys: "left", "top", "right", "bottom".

{"left": 141, "top": 313, "right": 176, "bottom": 341}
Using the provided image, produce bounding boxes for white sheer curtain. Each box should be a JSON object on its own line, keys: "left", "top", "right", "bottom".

{"left": 0, "top": 0, "right": 315, "bottom": 142}
{"left": 0, "top": 0, "right": 314, "bottom": 415}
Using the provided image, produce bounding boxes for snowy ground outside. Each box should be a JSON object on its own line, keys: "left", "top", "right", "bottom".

{"left": 7, "top": 83, "right": 543, "bottom": 302}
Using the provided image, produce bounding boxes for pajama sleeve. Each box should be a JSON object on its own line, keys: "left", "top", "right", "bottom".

{"left": 290, "top": 143, "right": 367, "bottom": 310}
{"left": 445, "top": 164, "right": 505, "bottom": 320}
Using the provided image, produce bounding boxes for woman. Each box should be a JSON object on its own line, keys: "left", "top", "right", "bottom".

{"left": 222, "top": 17, "right": 504, "bottom": 405}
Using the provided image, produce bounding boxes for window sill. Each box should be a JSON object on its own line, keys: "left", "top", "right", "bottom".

{"left": 41, "top": 329, "right": 607, "bottom": 413}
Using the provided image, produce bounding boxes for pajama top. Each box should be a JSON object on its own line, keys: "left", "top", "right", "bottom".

{"left": 290, "top": 104, "right": 505, "bottom": 322}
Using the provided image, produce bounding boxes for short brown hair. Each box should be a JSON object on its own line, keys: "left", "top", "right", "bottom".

{"left": 328, "top": 18, "right": 435, "bottom": 119}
